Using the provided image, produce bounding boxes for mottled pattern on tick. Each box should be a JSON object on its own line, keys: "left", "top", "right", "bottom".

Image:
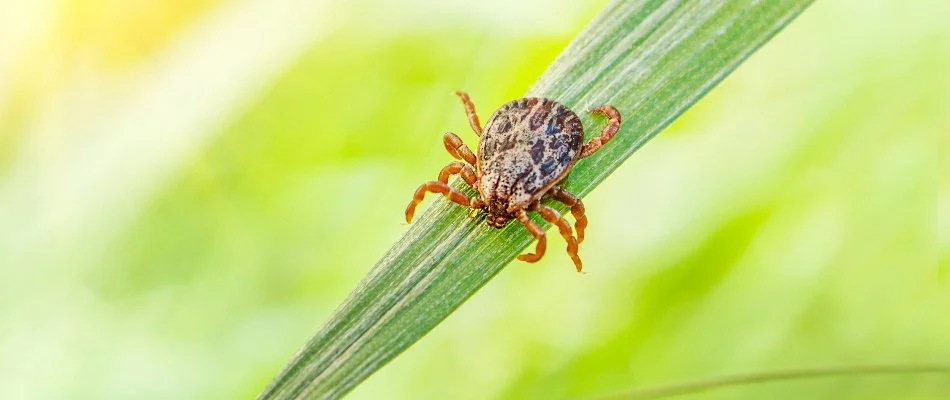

{"left": 478, "top": 97, "right": 584, "bottom": 215}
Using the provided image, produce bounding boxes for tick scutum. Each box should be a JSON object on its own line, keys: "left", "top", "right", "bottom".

{"left": 477, "top": 98, "right": 584, "bottom": 218}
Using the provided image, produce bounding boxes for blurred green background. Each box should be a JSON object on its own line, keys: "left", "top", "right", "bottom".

{"left": 0, "top": 0, "right": 947, "bottom": 399}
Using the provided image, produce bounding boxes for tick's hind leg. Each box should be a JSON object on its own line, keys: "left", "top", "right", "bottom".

{"left": 537, "top": 205, "right": 583, "bottom": 272}
{"left": 405, "top": 181, "right": 473, "bottom": 223}
{"left": 550, "top": 186, "right": 588, "bottom": 243}
{"left": 580, "top": 105, "right": 622, "bottom": 158}
{"left": 454, "top": 91, "right": 482, "bottom": 136}
{"left": 516, "top": 210, "right": 546, "bottom": 263}
{"left": 443, "top": 132, "right": 477, "bottom": 165}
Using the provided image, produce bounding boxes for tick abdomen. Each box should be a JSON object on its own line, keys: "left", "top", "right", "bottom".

{"left": 477, "top": 97, "right": 584, "bottom": 211}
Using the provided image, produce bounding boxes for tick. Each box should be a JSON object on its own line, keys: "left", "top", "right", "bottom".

{"left": 405, "top": 91, "right": 621, "bottom": 272}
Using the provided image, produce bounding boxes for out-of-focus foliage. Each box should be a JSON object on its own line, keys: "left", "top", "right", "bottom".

{"left": 0, "top": 1, "right": 946, "bottom": 399}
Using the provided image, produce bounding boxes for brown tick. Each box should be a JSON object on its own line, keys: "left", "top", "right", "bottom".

{"left": 405, "top": 91, "right": 621, "bottom": 272}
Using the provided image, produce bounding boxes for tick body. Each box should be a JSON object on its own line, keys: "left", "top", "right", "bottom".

{"left": 405, "top": 92, "right": 621, "bottom": 272}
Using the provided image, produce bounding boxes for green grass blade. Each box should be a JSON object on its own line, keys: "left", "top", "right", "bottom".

{"left": 258, "top": 0, "right": 815, "bottom": 398}
{"left": 590, "top": 364, "right": 950, "bottom": 399}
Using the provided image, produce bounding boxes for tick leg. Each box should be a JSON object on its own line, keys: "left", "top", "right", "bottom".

{"left": 537, "top": 205, "right": 583, "bottom": 272}
{"left": 470, "top": 197, "right": 485, "bottom": 210}
{"left": 550, "top": 186, "right": 588, "bottom": 244}
{"left": 405, "top": 181, "right": 472, "bottom": 223}
{"left": 438, "top": 161, "right": 477, "bottom": 187}
{"left": 454, "top": 91, "right": 483, "bottom": 136}
{"left": 443, "top": 132, "right": 477, "bottom": 166}
{"left": 516, "top": 210, "right": 547, "bottom": 263}
{"left": 579, "top": 105, "right": 622, "bottom": 159}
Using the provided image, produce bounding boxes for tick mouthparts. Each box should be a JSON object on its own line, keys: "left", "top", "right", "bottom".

{"left": 486, "top": 214, "right": 510, "bottom": 229}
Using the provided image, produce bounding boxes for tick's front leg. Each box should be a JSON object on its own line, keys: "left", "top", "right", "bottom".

{"left": 516, "top": 210, "right": 547, "bottom": 263}
{"left": 549, "top": 186, "right": 588, "bottom": 243}
{"left": 536, "top": 205, "right": 582, "bottom": 272}
{"left": 405, "top": 181, "right": 473, "bottom": 223}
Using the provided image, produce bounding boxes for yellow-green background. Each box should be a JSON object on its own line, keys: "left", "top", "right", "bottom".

{"left": 0, "top": 0, "right": 947, "bottom": 399}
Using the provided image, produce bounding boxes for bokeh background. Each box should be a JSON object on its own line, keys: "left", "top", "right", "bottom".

{"left": 1, "top": 0, "right": 947, "bottom": 399}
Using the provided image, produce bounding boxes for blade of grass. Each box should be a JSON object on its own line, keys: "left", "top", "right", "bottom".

{"left": 258, "top": 0, "right": 815, "bottom": 398}
{"left": 587, "top": 364, "right": 950, "bottom": 399}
